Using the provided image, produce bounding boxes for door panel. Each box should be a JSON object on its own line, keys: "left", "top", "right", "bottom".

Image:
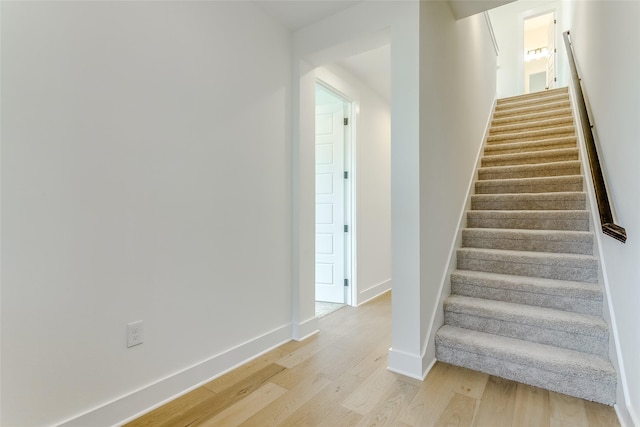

{"left": 315, "top": 102, "right": 345, "bottom": 303}
{"left": 546, "top": 15, "right": 556, "bottom": 89}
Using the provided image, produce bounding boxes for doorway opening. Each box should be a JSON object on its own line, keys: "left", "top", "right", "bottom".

{"left": 314, "top": 82, "right": 353, "bottom": 316}
{"left": 523, "top": 11, "right": 556, "bottom": 93}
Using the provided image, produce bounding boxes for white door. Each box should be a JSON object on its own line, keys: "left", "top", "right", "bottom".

{"left": 315, "top": 102, "right": 345, "bottom": 303}
{"left": 546, "top": 15, "right": 556, "bottom": 89}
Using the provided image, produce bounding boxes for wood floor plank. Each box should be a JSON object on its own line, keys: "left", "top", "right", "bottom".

{"left": 277, "top": 373, "right": 363, "bottom": 427}
{"left": 276, "top": 335, "right": 325, "bottom": 369}
{"left": 204, "top": 346, "right": 295, "bottom": 393}
{"left": 512, "top": 383, "right": 551, "bottom": 427}
{"left": 342, "top": 365, "right": 403, "bottom": 415}
{"left": 196, "top": 382, "right": 287, "bottom": 426}
{"left": 549, "top": 391, "right": 588, "bottom": 427}
{"left": 434, "top": 392, "right": 478, "bottom": 427}
{"left": 347, "top": 343, "right": 389, "bottom": 379}
{"left": 584, "top": 399, "right": 621, "bottom": 427}
{"left": 454, "top": 366, "right": 490, "bottom": 400}
{"left": 397, "top": 364, "right": 459, "bottom": 427}
{"left": 238, "top": 374, "right": 330, "bottom": 427}
{"left": 314, "top": 405, "right": 364, "bottom": 427}
{"left": 162, "top": 363, "right": 285, "bottom": 427}
{"left": 472, "top": 375, "right": 517, "bottom": 427}
{"left": 123, "top": 387, "right": 216, "bottom": 427}
{"left": 354, "top": 379, "right": 419, "bottom": 427}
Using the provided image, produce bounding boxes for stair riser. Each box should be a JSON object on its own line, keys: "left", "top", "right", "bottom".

{"left": 444, "top": 311, "right": 608, "bottom": 356}
{"left": 462, "top": 234, "right": 593, "bottom": 255}
{"left": 481, "top": 151, "right": 578, "bottom": 167}
{"left": 435, "top": 345, "right": 615, "bottom": 405}
{"left": 484, "top": 140, "right": 576, "bottom": 156}
{"left": 475, "top": 180, "right": 582, "bottom": 194}
{"left": 478, "top": 164, "right": 581, "bottom": 181}
{"left": 451, "top": 282, "right": 602, "bottom": 316}
{"left": 490, "top": 118, "right": 574, "bottom": 135}
{"left": 456, "top": 251, "right": 598, "bottom": 283}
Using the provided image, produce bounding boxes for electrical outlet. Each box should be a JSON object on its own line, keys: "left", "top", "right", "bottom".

{"left": 127, "top": 320, "right": 144, "bottom": 348}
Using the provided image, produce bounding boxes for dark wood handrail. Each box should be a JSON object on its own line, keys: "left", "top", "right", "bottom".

{"left": 563, "top": 31, "right": 627, "bottom": 243}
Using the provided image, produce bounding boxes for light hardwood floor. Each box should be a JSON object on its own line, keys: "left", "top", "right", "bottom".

{"left": 125, "top": 292, "right": 620, "bottom": 427}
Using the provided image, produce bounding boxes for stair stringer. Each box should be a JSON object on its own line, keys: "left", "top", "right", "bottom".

{"left": 567, "top": 84, "right": 632, "bottom": 423}
{"left": 420, "top": 97, "right": 498, "bottom": 379}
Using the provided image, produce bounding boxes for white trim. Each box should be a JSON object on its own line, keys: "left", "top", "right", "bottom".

{"left": 615, "top": 403, "right": 639, "bottom": 427}
{"left": 315, "top": 71, "right": 361, "bottom": 308}
{"left": 518, "top": 5, "right": 557, "bottom": 95}
{"left": 356, "top": 282, "right": 391, "bottom": 307}
{"left": 292, "top": 316, "right": 319, "bottom": 342}
{"left": 56, "top": 323, "right": 292, "bottom": 427}
{"left": 422, "top": 357, "right": 438, "bottom": 380}
{"left": 484, "top": 12, "right": 499, "bottom": 56}
{"left": 567, "top": 85, "right": 634, "bottom": 426}
{"left": 421, "top": 98, "right": 497, "bottom": 371}
{"left": 387, "top": 348, "right": 424, "bottom": 381}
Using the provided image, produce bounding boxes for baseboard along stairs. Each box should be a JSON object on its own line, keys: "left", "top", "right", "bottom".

{"left": 435, "top": 87, "right": 617, "bottom": 405}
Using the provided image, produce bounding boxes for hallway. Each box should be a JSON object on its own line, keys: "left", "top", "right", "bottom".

{"left": 126, "top": 292, "right": 619, "bottom": 426}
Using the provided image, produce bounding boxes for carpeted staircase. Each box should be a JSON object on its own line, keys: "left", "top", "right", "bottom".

{"left": 435, "top": 87, "right": 617, "bottom": 405}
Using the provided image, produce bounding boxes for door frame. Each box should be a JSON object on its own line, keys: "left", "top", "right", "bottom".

{"left": 315, "top": 79, "right": 356, "bottom": 307}
{"left": 518, "top": 6, "right": 558, "bottom": 95}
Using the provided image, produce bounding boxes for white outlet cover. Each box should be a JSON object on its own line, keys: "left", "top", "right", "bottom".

{"left": 127, "top": 320, "right": 144, "bottom": 348}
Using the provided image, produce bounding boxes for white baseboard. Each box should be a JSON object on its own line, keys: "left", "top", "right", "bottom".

{"left": 616, "top": 401, "right": 639, "bottom": 427}
{"left": 356, "top": 279, "right": 391, "bottom": 306}
{"left": 292, "top": 316, "right": 319, "bottom": 341}
{"left": 387, "top": 347, "right": 424, "bottom": 380}
{"left": 57, "top": 324, "right": 292, "bottom": 427}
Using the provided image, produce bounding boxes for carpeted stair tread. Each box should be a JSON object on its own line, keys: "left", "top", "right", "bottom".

{"left": 475, "top": 175, "right": 583, "bottom": 194}
{"left": 493, "top": 100, "right": 572, "bottom": 119}
{"left": 450, "top": 270, "right": 602, "bottom": 315}
{"left": 435, "top": 325, "right": 616, "bottom": 405}
{"left": 496, "top": 87, "right": 568, "bottom": 105}
{"left": 481, "top": 148, "right": 578, "bottom": 167}
{"left": 443, "top": 295, "right": 608, "bottom": 355}
{"left": 462, "top": 228, "right": 593, "bottom": 255}
{"left": 457, "top": 247, "right": 598, "bottom": 283}
{"left": 491, "top": 107, "right": 572, "bottom": 127}
{"left": 471, "top": 192, "right": 586, "bottom": 211}
{"left": 487, "top": 125, "right": 575, "bottom": 144}
{"left": 478, "top": 161, "right": 581, "bottom": 180}
{"left": 490, "top": 116, "right": 575, "bottom": 135}
{"left": 483, "top": 136, "right": 576, "bottom": 156}
{"left": 496, "top": 92, "right": 570, "bottom": 111}
{"left": 467, "top": 210, "right": 589, "bottom": 231}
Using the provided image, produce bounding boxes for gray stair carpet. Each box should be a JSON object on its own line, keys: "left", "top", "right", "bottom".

{"left": 435, "top": 87, "right": 617, "bottom": 405}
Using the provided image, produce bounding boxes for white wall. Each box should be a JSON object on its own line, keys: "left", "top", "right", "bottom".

{"left": 315, "top": 64, "right": 392, "bottom": 306}
{"left": 418, "top": 3, "right": 498, "bottom": 374}
{"left": 490, "top": 0, "right": 567, "bottom": 97}
{"left": 291, "top": 0, "right": 423, "bottom": 376}
{"left": 566, "top": 1, "right": 640, "bottom": 425}
{"left": 1, "top": 2, "right": 293, "bottom": 426}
